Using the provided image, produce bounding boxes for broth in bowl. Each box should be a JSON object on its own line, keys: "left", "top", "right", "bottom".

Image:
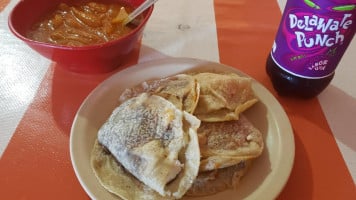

{"left": 27, "top": 1, "right": 142, "bottom": 46}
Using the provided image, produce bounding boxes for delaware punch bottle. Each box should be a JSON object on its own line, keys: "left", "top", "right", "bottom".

{"left": 266, "top": 0, "right": 356, "bottom": 98}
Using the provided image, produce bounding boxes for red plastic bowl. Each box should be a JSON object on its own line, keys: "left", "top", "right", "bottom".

{"left": 8, "top": 0, "right": 153, "bottom": 73}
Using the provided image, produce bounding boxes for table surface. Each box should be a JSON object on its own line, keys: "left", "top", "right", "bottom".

{"left": 1, "top": 0, "right": 355, "bottom": 199}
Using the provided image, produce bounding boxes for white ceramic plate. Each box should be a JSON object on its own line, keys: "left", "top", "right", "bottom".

{"left": 70, "top": 57, "right": 295, "bottom": 200}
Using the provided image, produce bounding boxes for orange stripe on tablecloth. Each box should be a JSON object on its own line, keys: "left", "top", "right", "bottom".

{"left": 214, "top": 0, "right": 356, "bottom": 199}
{"left": 0, "top": 0, "right": 10, "bottom": 12}
{"left": 0, "top": 46, "right": 140, "bottom": 199}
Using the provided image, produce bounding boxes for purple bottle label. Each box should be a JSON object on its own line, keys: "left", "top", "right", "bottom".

{"left": 271, "top": 0, "right": 356, "bottom": 79}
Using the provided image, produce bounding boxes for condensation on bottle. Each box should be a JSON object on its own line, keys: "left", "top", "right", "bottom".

{"left": 266, "top": 0, "right": 356, "bottom": 98}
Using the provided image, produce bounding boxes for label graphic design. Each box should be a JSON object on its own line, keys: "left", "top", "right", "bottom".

{"left": 271, "top": 0, "right": 356, "bottom": 78}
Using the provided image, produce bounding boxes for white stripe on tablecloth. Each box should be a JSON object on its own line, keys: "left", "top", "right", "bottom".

{"left": 0, "top": 0, "right": 51, "bottom": 157}
{"left": 139, "top": 0, "right": 219, "bottom": 63}
{"left": 318, "top": 39, "right": 356, "bottom": 184}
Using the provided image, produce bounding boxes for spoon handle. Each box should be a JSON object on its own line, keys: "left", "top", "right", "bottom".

{"left": 124, "top": 0, "right": 158, "bottom": 25}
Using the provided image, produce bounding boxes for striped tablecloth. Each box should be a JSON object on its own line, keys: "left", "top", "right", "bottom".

{"left": 0, "top": 0, "right": 355, "bottom": 199}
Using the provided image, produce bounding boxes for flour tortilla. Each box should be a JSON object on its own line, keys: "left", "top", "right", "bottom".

{"left": 91, "top": 140, "right": 168, "bottom": 200}
{"left": 193, "top": 72, "right": 258, "bottom": 122}
{"left": 119, "top": 74, "right": 200, "bottom": 114}
{"left": 187, "top": 160, "right": 252, "bottom": 197}
{"left": 198, "top": 114, "right": 263, "bottom": 171}
{"left": 91, "top": 93, "right": 201, "bottom": 199}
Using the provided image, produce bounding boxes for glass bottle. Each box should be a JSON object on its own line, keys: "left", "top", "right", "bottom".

{"left": 266, "top": 0, "right": 356, "bottom": 98}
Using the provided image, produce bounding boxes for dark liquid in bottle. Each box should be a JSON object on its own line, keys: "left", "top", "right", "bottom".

{"left": 266, "top": 54, "right": 334, "bottom": 98}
